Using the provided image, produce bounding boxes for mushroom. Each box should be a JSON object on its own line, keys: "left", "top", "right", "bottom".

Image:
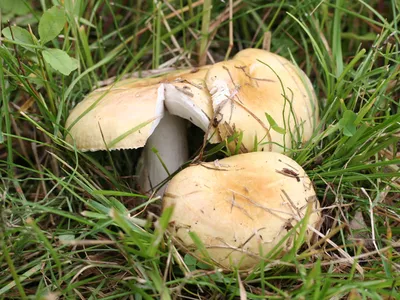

{"left": 65, "top": 68, "right": 220, "bottom": 196}
{"left": 163, "top": 151, "right": 321, "bottom": 270}
{"left": 205, "top": 48, "right": 319, "bottom": 153}
{"left": 65, "top": 49, "right": 319, "bottom": 195}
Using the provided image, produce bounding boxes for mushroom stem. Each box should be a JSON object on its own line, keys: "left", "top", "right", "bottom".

{"left": 139, "top": 110, "right": 189, "bottom": 197}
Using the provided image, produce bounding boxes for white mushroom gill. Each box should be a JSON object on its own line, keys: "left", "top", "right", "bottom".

{"left": 148, "top": 84, "right": 167, "bottom": 136}
{"left": 163, "top": 83, "right": 210, "bottom": 132}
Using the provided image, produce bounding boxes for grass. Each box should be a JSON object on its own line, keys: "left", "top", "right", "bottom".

{"left": 0, "top": 0, "right": 399, "bottom": 299}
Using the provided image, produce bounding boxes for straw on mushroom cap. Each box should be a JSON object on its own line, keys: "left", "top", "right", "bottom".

{"left": 102, "top": 67, "right": 207, "bottom": 89}
{"left": 163, "top": 151, "right": 321, "bottom": 270}
{"left": 205, "top": 48, "right": 319, "bottom": 153}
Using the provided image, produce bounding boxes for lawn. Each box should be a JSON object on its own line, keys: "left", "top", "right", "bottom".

{"left": 0, "top": 0, "right": 399, "bottom": 299}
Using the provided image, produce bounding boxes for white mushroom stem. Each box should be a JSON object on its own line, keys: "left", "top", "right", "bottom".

{"left": 139, "top": 110, "right": 188, "bottom": 197}
{"left": 139, "top": 82, "right": 219, "bottom": 197}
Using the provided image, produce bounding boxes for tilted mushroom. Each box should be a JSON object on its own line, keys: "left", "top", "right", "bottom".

{"left": 163, "top": 151, "right": 321, "bottom": 270}
{"left": 65, "top": 67, "right": 219, "bottom": 196}
{"left": 65, "top": 49, "right": 318, "bottom": 196}
{"left": 205, "top": 48, "right": 319, "bottom": 153}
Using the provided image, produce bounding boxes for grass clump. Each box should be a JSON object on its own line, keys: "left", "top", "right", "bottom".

{"left": 1, "top": 0, "right": 399, "bottom": 299}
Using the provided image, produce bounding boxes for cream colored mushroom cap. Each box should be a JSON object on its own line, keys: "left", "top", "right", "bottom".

{"left": 163, "top": 152, "right": 321, "bottom": 270}
{"left": 65, "top": 84, "right": 164, "bottom": 151}
{"left": 206, "top": 48, "right": 319, "bottom": 153}
{"left": 65, "top": 66, "right": 217, "bottom": 151}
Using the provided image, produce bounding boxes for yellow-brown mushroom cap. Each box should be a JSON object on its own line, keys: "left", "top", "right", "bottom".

{"left": 163, "top": 151, "right": 321, "bottom": 270}
{"left": 205, "top": 48, "right": 319, "bottom": 153}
